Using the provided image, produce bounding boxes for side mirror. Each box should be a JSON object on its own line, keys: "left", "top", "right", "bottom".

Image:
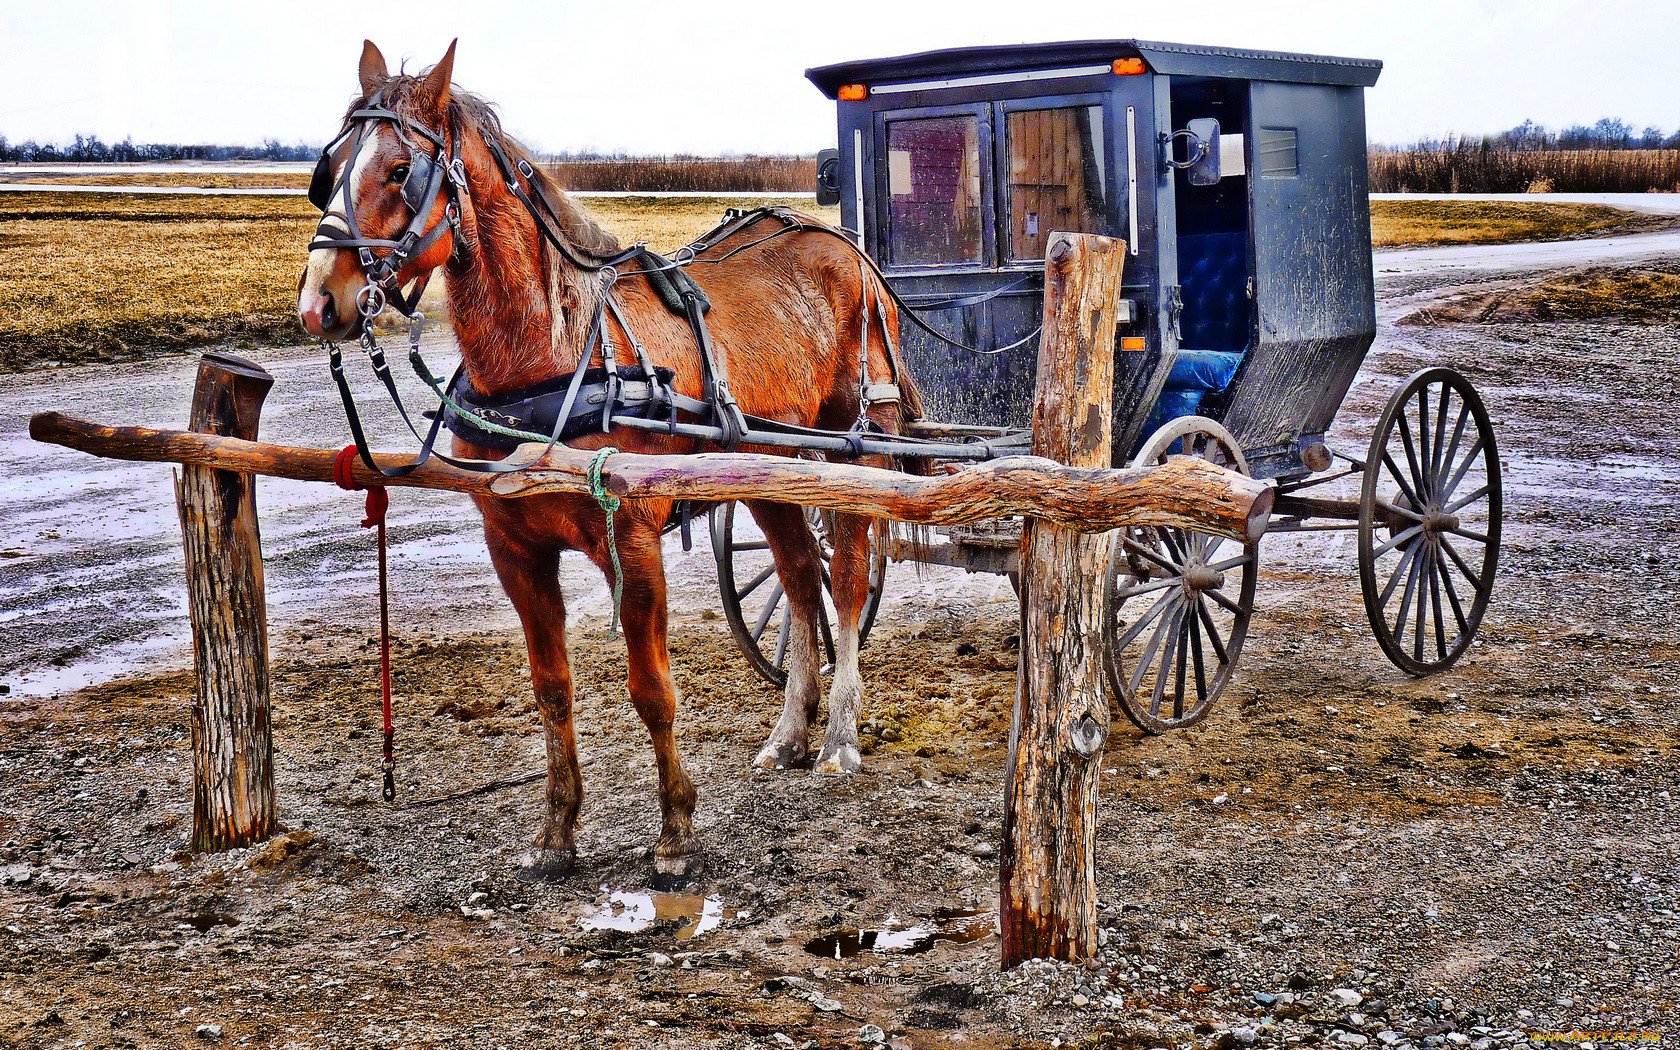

{"left": 1186, "top": 118, "right": 1222, "bottom": 186}
{"left": 815, "top": 148, "right": 841, "bottom": 207}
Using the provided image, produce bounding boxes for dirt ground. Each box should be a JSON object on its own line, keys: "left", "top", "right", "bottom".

{"left": 4, "top": 242, "right": 1680, "bottom": 1049}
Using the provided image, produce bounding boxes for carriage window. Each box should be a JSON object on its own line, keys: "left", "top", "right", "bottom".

{"left": 1006, "top": 105, "right": 1108, "bottom": 261}
{"left": 885, "top": 115, "right": 983, "bottom": 266}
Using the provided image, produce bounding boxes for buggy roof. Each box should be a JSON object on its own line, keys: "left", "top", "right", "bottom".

{"left": 806, "top": 39, "right": 1382, "bottom": 98}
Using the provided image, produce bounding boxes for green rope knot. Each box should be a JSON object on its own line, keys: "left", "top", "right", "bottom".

{"left": 586, "top": 446, "right": 625, "bottom": 635}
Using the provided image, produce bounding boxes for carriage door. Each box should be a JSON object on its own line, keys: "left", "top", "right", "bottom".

{"left": 1227, "top": 81, "right": 1376, "bottom": 452}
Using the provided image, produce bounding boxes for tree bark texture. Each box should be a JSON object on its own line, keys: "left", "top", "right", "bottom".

{"left": 1001, "top": 233, "right": 1127, "bottom": 967}
{"left": 174, "top": 353, "right": 277, "bottom": 852}
{"left": 32, "top": 415, "right": 1270, "bottom": 542}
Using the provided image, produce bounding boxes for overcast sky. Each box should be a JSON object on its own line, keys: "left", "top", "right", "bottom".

{"left": 2, "top": 0, "right": 1676, "bottom": 154}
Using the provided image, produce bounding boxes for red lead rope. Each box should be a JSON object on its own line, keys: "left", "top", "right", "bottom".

{"left": 332, "top": 446, "right": 395, "bottom": 802}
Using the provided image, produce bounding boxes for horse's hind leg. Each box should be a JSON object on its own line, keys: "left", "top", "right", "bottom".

{"left": 744, "top": 500, "right": 825, "bottom": 771}
{"left": 593, "top": 521, "right": 701, "bottom": 888}
{"left": 481, "top": 527, "right": 582, "bottom": 881}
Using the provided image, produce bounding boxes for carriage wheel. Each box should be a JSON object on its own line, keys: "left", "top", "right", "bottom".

{"left": 709, "top": 501, "right": 887, "bottom": 688}
{"left": 1103, "top": 416, "right": 1260, "bottom": 734}
{"left": 1358, "top": 367, "right": 1501, "bottom": 676}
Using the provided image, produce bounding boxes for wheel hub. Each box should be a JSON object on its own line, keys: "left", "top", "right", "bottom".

{"left": 1182, "top": 564, "right": 1225, "bottom": 592}
{"left": 1421, "top": 508, "right": 1459, "bottom": 536}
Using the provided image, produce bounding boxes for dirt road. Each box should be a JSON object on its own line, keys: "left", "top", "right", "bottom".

{"left": 2, "top": 229, "right": 1677, "bottom": 1049}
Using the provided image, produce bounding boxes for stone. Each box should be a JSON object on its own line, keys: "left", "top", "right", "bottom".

{"left": 1445, "top": 1035, "right": 1471, "bottom": 1047}
{"left": 858, "top": 1024, "right": 886, "bottom": 1043}
{"left": 1377, "top": 1033, "right": 1404, "bottom": 1047}
{"left": 1072, "top": 994, "right": 1090, "bottom": 1007}
{"left": 812, "top": 996, "right": 843, "bottom": 1012}
{"left": 1336, "top": 1035, "right": 1369, "bottom": 1047}
{"left": 1233, "top": 1028, "right": 1259, "bottom": 1047}
{"left": 1255, "top": 992, "right": 1278, "bottom": 1006}
{"left": 1330, "top": 988, "right": 1364, "bottom": 1008}
{"left": 195, "top": 1024, "right": 224, "bottom": 1039}
{"left": 647, "top": 952, "right": 674, "bottom": 967}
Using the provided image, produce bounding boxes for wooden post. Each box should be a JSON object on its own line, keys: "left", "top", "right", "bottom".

{"left": 1001, "top": 232, "right": 1127, "bottom": 966}
{"left": 174, "top": 352, "right": 277, "bottom": 852}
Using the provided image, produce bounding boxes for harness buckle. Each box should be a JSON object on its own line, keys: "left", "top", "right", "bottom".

{"left": 516, "top": 158, "right": 536, "bottom": 180}
{"left": 448, "top": 158, "right": 468, "bottom": 188}
{"left": 356, "top": 282, "right": 387, "bottom": 320}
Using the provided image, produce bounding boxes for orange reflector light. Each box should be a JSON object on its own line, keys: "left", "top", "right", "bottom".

{"left": 1121, "top": 336, "right": 1147, "bottom": 351}
{"left": 838, "top": 83, "right": 869, "bottom": 101}
{"left": 1113, "top": 57, "right": 1147, "bottom": 76}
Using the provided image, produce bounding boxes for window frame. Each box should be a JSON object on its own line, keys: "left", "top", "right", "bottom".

{"left": 995, "top": 93, "right": 1115, "bottom": 267}
{"left": 874, "top": 102, "right": 996, "bottom": 272}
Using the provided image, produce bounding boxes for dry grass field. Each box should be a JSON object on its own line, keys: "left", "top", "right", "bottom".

{"left": 0, "top": 188, "right": 1655, "bottom": 371}
{"left": 1370, "top": 145, "right": 1680, "bottom": 193}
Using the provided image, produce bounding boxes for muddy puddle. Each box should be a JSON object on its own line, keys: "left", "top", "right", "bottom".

{"left": 577, "top": 890, "right": 745, "bottom": 940}
{"left": 803, "top": 908, "right": 998, "bottom": 959}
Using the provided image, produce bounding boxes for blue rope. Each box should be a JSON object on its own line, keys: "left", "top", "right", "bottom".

{"left": 586, "top": 446, "right": 625, "bottom": 635}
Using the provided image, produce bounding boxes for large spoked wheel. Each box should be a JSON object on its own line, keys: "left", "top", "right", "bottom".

{"left": 710, "top": 501, "right": 887, "bottom": 688}
{"left": 1103, "top": 416, "right": 1261, "bottom": 734}
{"left": 1358, "top": 367, "right": 1501, "bottom": 676}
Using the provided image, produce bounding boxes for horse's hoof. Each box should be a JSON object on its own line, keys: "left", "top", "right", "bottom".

{"left": 650, "top": 851, "right": 704, "bottom": 892}
{"left": 751, "top": 740, "right": 808, "bottom": 771}
{"left": 814, "top": 743, "right": 862, "bottom": 774}
{"left": 514, "top": 848, "right": 577, "bottom": 884}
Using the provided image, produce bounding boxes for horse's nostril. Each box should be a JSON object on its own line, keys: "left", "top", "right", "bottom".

{"left": 321, "top": 294, "right": 337, "bottom": 330}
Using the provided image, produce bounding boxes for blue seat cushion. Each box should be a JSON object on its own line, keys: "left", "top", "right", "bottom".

{"left": 1166, "top": 348, "right": 1245, "bottom": 392}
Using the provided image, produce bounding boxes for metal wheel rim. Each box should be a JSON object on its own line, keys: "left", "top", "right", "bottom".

{"left": 1103, "top": 417, "right": 1259, "bottom": 733}
{"left": 1358, "top": 367, "right": 1501, "bottom": 676}
{"left": 710, "top": 501, "right": 887, "bottom": 688}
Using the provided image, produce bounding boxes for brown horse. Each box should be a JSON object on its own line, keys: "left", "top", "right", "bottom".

{"left": 296, "top": 41, "right": 921, "bottom": 885}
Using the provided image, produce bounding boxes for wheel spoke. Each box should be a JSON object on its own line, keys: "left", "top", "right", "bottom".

{"left": 1413, "top": 544, "right": 1429, "bottom": 663}
{"left": 1378, "top": 541, "right": 1421, "bottom": 607}
{"left": 1393, "top": 549, "right": 1423, "bottom": 641}
{"left": 1447, "top": 525, "right": 1490, "bottom": 545}
{"left": 1436, "top": 400, "right": 1471, "bottom": 493}
{"left": 1205, "top": 552, "right": 1254, "bottom": 573}
{"left": 1129, "top": 598, "right": 1181, "bottom": 700}
{"left": 1149, "top": 605, "right": 1185, "bottom": 717}
{"left": 1205, "top": 586, "right": 1244, "bottom": 617}
{"left": 1439, "top": 536, "right": 1485, "bottom": 593}
{"left": 1397, "top": 401, "right": 1430, "bottom": 502}
{"left": 1115, "top": 575, "right": 1184, "bottom": 601}
{"left": 1430, "top": 385, "right": 1451, "bottom": 489}
{"left": 1115, "top": 587, "right": 1178, "bottom": 651}
{"left": 1189, "top": 608, "right": 1209, "bottom": 708}
{"left": 1440, "top": 436, "right": 1486, "bottom": 500}
{"left": 1436, "top": 550, "right": 1471, "bottom": 636}
{"left": 731, "top": 539, "right": 771, "bottom": 553}
{"left": 1444, "top": 483, "right": 1492, "bottom": 515}
{"left": 734, "top": 562, "right": 777, "bottom": 602}
{"left": 1373, "top": 498, "right": 1425, "bottom": 523}
{"left": 1173, "top": 608, "right": 1191, "bottom": 720}
{"left": 1429, "top": 544, "right": 1449, "bottom": 661}
{"left": 1122, "top": 534, "right": 1183, "bottom": 575}
{"left": 1196, "top": 598, "right": 1229, "bottom": 665}
{"left": 751, "top": 581, "right": 784, "bottom": 643}
{"left": 817, "top": 596, "right": 835, "bottom": 666}
{"left": 1372, "top": 523, "right": 1425, "bottom": 560}
{"left": 1154, "top": 526, "right": 1188, "bottom": 566}
{"left": 1381, "top": 451, "right": 1424, "bottom": 511}
{"left": 773, "top": 604, "right": 791, "bottom": 667}
{"left": 1415, "top": 385, "right": 1433, "bottom": 498}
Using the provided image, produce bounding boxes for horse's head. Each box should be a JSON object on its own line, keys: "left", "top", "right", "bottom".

{"left": 297, "top": 40, "right": 462, "bottom": 341}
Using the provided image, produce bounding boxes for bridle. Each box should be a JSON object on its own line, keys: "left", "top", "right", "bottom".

{"left": 307, "top": 88, "right": 466, "bottom": 320}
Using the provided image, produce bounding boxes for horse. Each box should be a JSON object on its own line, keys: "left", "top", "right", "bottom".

{"left": 296, "top": 41, "right": 922, "bottom": 886}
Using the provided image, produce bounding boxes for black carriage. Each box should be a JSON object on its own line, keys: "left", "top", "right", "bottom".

{"left": 711, "top": 40, "right": 1501, "bottom": 731}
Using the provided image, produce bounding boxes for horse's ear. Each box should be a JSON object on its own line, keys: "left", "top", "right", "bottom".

{"left": 415, "top": 39, "right": 457, "bottom": 122}
{"left": 358, "top": 40, "right": 389, "bottom": 98}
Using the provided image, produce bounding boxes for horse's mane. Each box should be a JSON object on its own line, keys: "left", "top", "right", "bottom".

{"left": 352, "top": 75, "right": 622, "bottom": 259}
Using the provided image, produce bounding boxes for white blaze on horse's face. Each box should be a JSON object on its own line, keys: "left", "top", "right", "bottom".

{"left": 297, "top": 126, "right": 395, "bottom": 341}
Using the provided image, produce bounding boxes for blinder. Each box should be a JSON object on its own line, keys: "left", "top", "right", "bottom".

{"left": 308, "top": 129, "right": 441, "bottom": 218}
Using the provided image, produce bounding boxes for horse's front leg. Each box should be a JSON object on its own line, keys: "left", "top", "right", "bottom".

{"left": 744, "top": 500, "right": 825, "bottom": 770}
{"left": 816, "top": 510, "right": 873, "bottom": 774}
{"left": 591, "top": 520, "right": 701, "bottom": 889}
{"left": 481, "top": 520, "right": 582, "bottom": 881}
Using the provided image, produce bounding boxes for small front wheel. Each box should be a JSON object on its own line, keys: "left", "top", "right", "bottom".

{"left": 1103, "top": 417, "right": 1260, "bottom": 733}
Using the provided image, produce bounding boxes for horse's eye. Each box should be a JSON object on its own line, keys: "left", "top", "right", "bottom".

{"left": 390, "top": 164, "right": 410, "bottom": 184}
